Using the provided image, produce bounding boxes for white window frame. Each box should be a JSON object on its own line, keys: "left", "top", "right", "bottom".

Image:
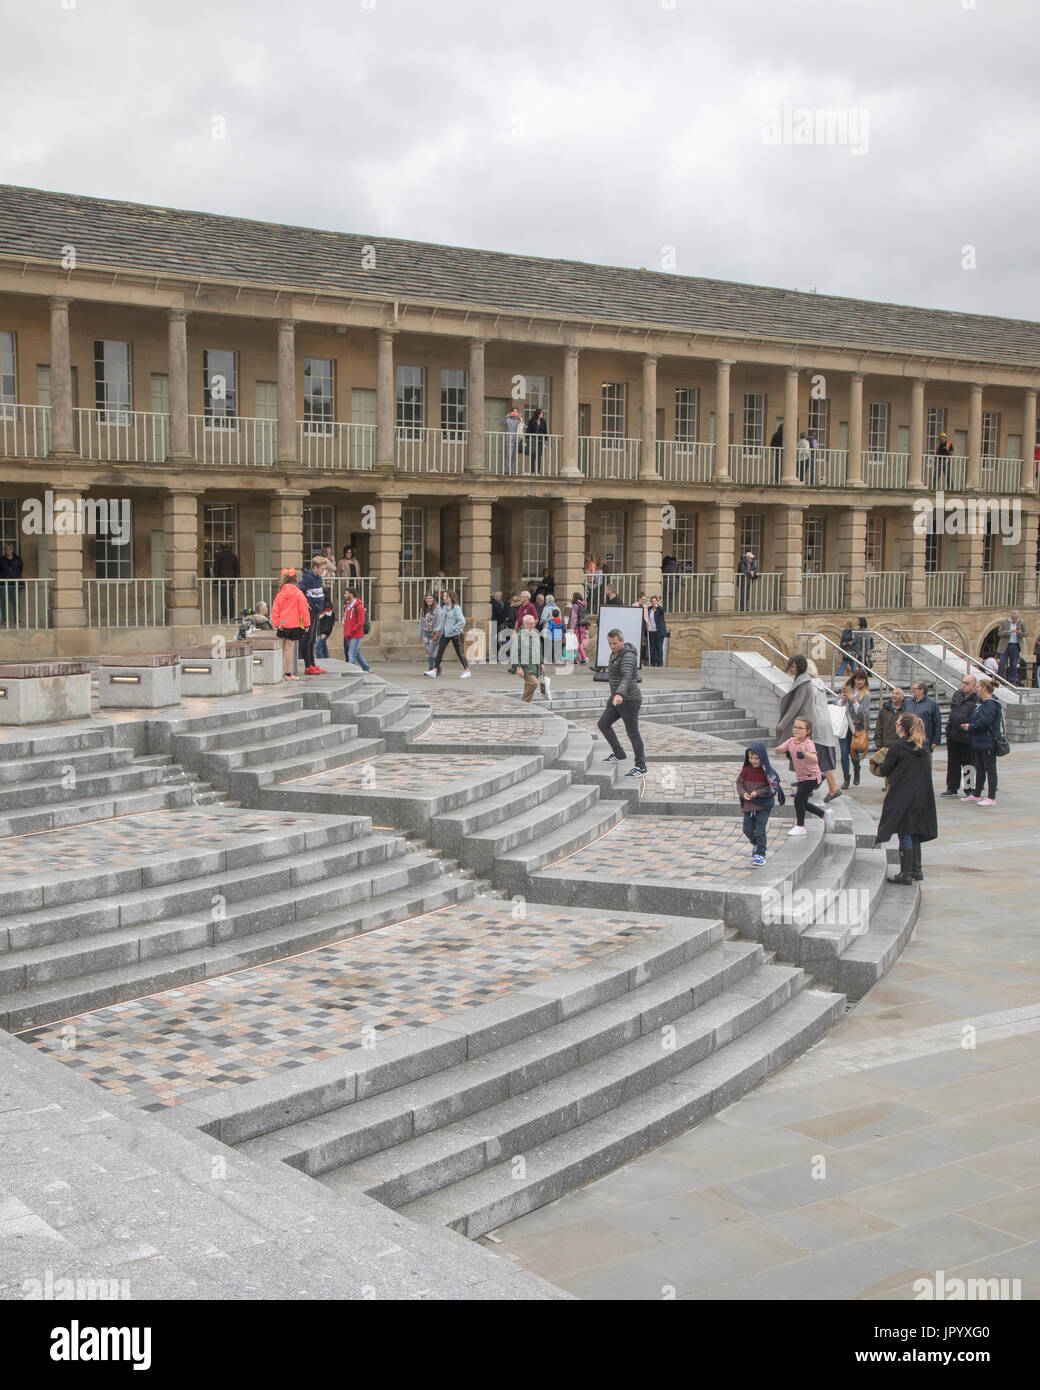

{"left": 0, "top": 331, "right": 16, "bottom": 419}
{"left": 865, "top": 514, "right": 885, "bottom": 572}
{"left": 203, "top": 349, "right": 238, "bottom": 429}
{"left": 740, "top": 513, "right": 762, "bottom": 558}
{"left": 522, "top": 375, "right": 551, "bottom": 420}
{"left": 803, "top": 515, "right": 825, "bottom": 574}
{"left": 982, "top": 411, "right": 1001, "bottom": 459}
{"left": 867, "top": 402, "right": 889, "bottom": 455}
{"left": 807, "top": 396, "right": 829, "bottom": 449}
{"left": 743, "top": 393, "right": 765, "bottom": 447}
{"left": 440, "top": 368, "right": 467, "bottom": 439}
{"left": 400, "top": 505, "right": 424, "bottom": 577}
{"left": 0, "top": 497, "right": 18, "bottom": 545}
{"left": 601, "top": 383, "right": 626, "bottom": 441}
{"left": 396, "top": 366, "right": 425, "bottom": 438}
{"left": 600, "top": 509, "right": 626, "bottom": 571}
{"left": 675, "top": 387, "right": 699, "bottom": 445}
{"left": 93, "top": 339, "right": 132, "bottom": 425}
{"left": 674, "top": 512, "right": 696, "bottom": 568}
{"left": 521, "top": 508, "right": 550, "bottom": 576}
{"left": 926, "top": 406, "right": 947, "bottom": 455}
{"left": 304, "top": 357, "right": 336, "bottom": 435}
{"left": 203, "top": 503, "right": 238, "bottom": 572}
{"left": 303, "top": 505, "right": 334, "bottom": 558}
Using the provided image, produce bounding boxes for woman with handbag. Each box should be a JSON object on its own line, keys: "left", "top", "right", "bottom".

{"left": 834, "top": 682, "right": 855, "bottom": 788}
{"left": 874, "top": 713, "right": 938, "bottom": 884}
{"left": 962, "top": 677, "right": 1003, "bottom": 805}
{"left": 848, "top": 677, "right": 870, "bottom": 787}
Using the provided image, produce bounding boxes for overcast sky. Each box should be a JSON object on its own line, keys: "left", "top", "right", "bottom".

{"left": 2, "top": 0, "right": 1037, "bottom": 321}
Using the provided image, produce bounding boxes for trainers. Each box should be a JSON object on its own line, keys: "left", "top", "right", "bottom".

{"left": 751, "top": 854, "right": 766, "bottom": 867}
{"left": 977, "top": 797, "right": 997, "bottom": 806}
{"left": 625, "top": 765, "right": 648, "bottom": 778}
{"left": 940, "top": 790, "right": 959, "bottom": 798}
{"left": 304, "top": 665, "right": 321, "bottom": 675}
{"left": 314, "top": 666, "right": 328, "bottom": 674}
{"left": 423, "top": 669, "right": 438, "bottom": 678}
{"left": 602, "top": 753, "right": 626, "bottom": 764}
{"left": 961, "top": 793, "right": 979, "bottom": 802}
{"left": 788, "top": 825, "right": 807, "bottom": 836}
{"left": 460, "top": 670, "right": 472, "bottom": 679}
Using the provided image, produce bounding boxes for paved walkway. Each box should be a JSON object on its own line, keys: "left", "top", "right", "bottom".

{"left": 486, "top": 749, "right": 1040, "bottom": 1300}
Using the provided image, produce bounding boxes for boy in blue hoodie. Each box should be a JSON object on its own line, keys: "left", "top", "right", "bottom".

{"left": 735, "top": 741, "right": 785, "bottom": 866}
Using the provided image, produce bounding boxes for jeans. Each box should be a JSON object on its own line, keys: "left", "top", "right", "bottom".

{"left": 597, "top": 698, "right": 645, "bottom": 766}
{"left": 344, "top": 637, "right": 370, "bottom": 671}
{"left": 792, "top": 780, "right": 825, "bottom": 826}
{"left": 435, "top": 633, "right": 468, "bottom": 670}
{"left": 299, "top": 615, "right": 318, "bottom": 669}
{"left": 836, "top": 656, "right": 856, "bottom": 678}
{"left": 972, "top": 747, "right": 997, "bottom": 799}
{"left": 315, "top": 635, "right": 329, "bottom": 659}
{"left": 742, "top": 807, "right": 770, "bottom": 856}
{"left": 648, "top": 632, "right": 664, "bottom": 667}
{"left": 504, "top": 436, "right": 518, "bottom": 474}
{"left": 838, "top": 733, "right": 852, "bottom": 782}
{"left": 997, "top": 645, "right": 1020, "bottom": 685}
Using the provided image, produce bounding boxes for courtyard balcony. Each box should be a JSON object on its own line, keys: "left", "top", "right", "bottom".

{"left": 395, "top": 427, "right": 466, "bottom": 474}
{"left": 297, "top": 421, "right": 375, "bottom": 471}
{"left": 484, "top": 430, "right": 561, "bottom": 476}
{"left": 925, "top": 571, "right": 965, "bottom": 608}
{"left": 579, "top": 436, "right": 641, "bottom": 480}
{"left": 657, "top": 441, "right": 714, "bottom": 483}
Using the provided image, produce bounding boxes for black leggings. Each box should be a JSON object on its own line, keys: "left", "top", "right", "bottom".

{"left": 793, "top": 780, "right": 826, "bottom": 826}
{"left": 435, "top": 634, "right": 468, "bottom": 670}
{"left": 299, "top": 614, "right": 318, "bottom": 669}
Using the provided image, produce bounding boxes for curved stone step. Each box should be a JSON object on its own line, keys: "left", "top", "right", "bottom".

{"left": 0, "top": 783, "right": 195, "bottom": 838}
{"left": 492, "top": 799, "right": 627, "bottom": 897}
{"left": 228, "top": 735, "right": 385, "bottom": 798}
{"left": 0, "top": 762, "right": 166, "bottom": 811}
{"left": 0, "top": 745, "right": 134, "bottom": 784}
{"left": 430, "top": 768, "right": 574, "bottom": 854}
{"left": 462, "top": 784, "right": 603, "bottom": 876}
{"left": 171, "top": 707, "right": 330, "bottom": 760}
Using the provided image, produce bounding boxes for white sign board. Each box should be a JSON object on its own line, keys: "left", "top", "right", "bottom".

{"left": 595, "top": 606, "right": 644, "bottom": 668}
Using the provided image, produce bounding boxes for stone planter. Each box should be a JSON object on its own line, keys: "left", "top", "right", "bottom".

{"left": 178, "top": 642, "right": 253, "bottom": 697}
{"left": 0, "top": 661, "right": 92, "bottom": 724}
{"left": 99, "top": 653, "right": 182, "bottom": 709}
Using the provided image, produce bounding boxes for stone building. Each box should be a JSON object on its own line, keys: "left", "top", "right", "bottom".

{"left": 0, "top": 184, "right": 1036, "bottom": 666}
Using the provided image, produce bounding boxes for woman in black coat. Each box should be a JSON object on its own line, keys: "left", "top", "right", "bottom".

{"left": 874, "top": 712, "right": 938, "bottom": 885}
{"left": 526, "top": 408, "right": 548, "bottom": 475}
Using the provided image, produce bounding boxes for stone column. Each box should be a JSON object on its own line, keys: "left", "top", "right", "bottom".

{"left": 714, "top": 359, "right": 733, "bottom": 482}
{"left": 963, "top": 530, "right": 985, "bottom": 609}
{"left": 269, "top": 491, "right": 307, "bottom": 575}
{"left": 48, "top": 296, "right": 75, "bottom": 457}
{"left": 898, "top": 508, "right": 927, "bottom": 610}
{"left": 774, "top": 505, "right": 803, "bottom": 612}
{"left": 909, "top": 377, "right": 926, "bottom": 490}
{"left": 562, "top": 346, "right": 581, "bottom": 478}
{"left": 459, "top": 497, "right": 493, "bottom": 622}
{"left": 552, "top": 498, "right": 588, "bottom": 607}
{"left": 371, "top": 492, "right": 404, "bottom": 615}
{"left": 167, "top": 309, "right": 190, "bottom": 460}
{"left": 466, "top": 338, "right": 486, "bottom": 475}
{"left": 705, "top": 504, "right": 737, "bottom": 613}
{"left": 639, "top": 354, "right": 660, "bottom": 480}
{"left": 163, "top": 488, "right": 202, "bottom": 626}
{"left": 1016, "top": 507, "right": 1040, "bottom": 608}
{"left": 376, "top": 328, "right": 396, "bottom": 470}
{"left": 629, "top": 500, "right": 663, "bottom": 598}
{"left": 277, "top": 319, "right": 297, "bottom": 466}
{"left": 781, "top": 367, "right": 800, "bottom": 485}
{"left": 837, "top": 507, "right": 868, "bottom": 610}
{"left": 967, "top": 382, "right": 984, "bottom": 490}
{"left": 847, "top": 371, "right": 865, "bottom": 487}
{"left": 47, "top": 488, "right": 85, "bottom": 629}
{"left": 1022, "top": 388, "right": 1037, "bottom": 495}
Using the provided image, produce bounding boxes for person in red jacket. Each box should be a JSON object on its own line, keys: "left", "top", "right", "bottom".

{"left": 342, "top": 588, "right": 371, "bottom": 672}
{"left": 270, "top": 571, "right": 311, "bottom": 680}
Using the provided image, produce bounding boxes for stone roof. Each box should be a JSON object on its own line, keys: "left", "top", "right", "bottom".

{"left": 0, "top": 183, "right": 1037, "bottom": 369}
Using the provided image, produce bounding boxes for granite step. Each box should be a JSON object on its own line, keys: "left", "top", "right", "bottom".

{"left": 430, "top": 768, "right": 574, "bottom": 855}
{"left": 492, "top": 798, "right": 628, "bottom": 897}
{"left": 0, "top": 744, "right": 134, "bottom": 785}
{"left": 0, "top": 725, "right": 115, "bottom": 762}
{"left": 228, "top": 735, "right": 385, "bottom": 801}
{"left": 0, "top": 762, "right": 168, "bottom": 811}
{"left": 459, "top": 784, "right": 604, "bottom": 877}
{"left": 171, "top": 707, "right": 331, "bottom": 760}
{"left": 0, "top": 783, "right": 196, "bottom": 838}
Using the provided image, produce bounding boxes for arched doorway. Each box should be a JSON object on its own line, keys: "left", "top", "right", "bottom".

{"left": 979, "top": 624, "right": 1001, "bottom": 661}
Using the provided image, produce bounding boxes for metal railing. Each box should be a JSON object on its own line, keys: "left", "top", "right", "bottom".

{"left": 981, "top": 571, "right": 1019, "bottom": 608}
{"left": 802, "top": 572, "right": 848, "bottom": 612}
{"left": 83, "top": 578, "right": 166, "bottom": 628}
{"left": 892, "top": 628, "right": 1021, "bottom": 698}
{"left": 663, "top": 573, "right": 713, "bottom": 613}
{"left": 721, "top": 632, "right": 792, "bottom": 667}
{"left": 862, "top": 451, "right": 909, "bottom": 489}
{"left": 0, "top": 404, "right": 52, "bottom": 458}
{"left": 297, "top": 422, "right": 375, "bottom": 470}
{"left": 190, "top": 416, "right": 277, "bottom": 466}
{"left": 734, "top": 571, "right": 783, "bottom": 613}
{"left": 401, "top": 577, "right": 466, "bottom": 622}
{"left": 979, "top": 457, "right": 1022, "bottom": 494}
{"left": 867, "top": 627, "right": 959, "bottom": 693}
{"left": 579, "top": 437, "right": 641, "bottom": 480}
{"left": 803, "top": 448, "right": 848, "bottom": 487}
{"left": 657, "top": 441, "right": 714, "bottom": 483}
{"left": 198, "top": 575, "right": 376, "bottom": 628}
{"left": 729, "top": 445, "right": 782, "bottom": 486}
{"left": 864, "top": 571, "right": 908, "bottom": 608}
{"left": 0, "top": 577, "right": 51, "bottom": 629}
{"left": 395, "top": 428, "right": 467, "bottom": 474}
{"left": 584, "top": 573, "right": 643, "bottom": 614}
{"left": 485, "top": 431, "right": 561, "bottom": 476}
{"left": 75, "top": 408, "right": 170, "bottom": 463}
{"left": 796, "top": 631, "right": 898, "bottom": 694}
{"left": 924, "top": 571, "right": 965, "bottom": 608}
{"left": 924, "top": 455, "right": 968, "bottom": 491}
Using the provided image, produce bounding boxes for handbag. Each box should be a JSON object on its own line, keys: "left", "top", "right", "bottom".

{"left": 868, "top": 746, "right": 888, "bottom": 777}
{"left": 994, "top": 705, "right": 1011, "bottom": 758}
{"left": 851, "top": 728, "right": 869, "bottom": 755}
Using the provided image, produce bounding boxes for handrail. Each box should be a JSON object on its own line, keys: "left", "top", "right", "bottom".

{"left": 868, "top": 628, "right": 960, "bottom": 694}
{"left": 891, "top": 628, "right": 1021, "bottom": 699}
{"left": 721, "top": 632, "right": 791, "bottom": 666}
{"left": 796, "top": 631, "right": 896, "bottom": 693}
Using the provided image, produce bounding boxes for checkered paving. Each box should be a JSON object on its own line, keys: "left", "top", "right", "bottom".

{"left": 640, "top": 763, "right": 747, "bottom": 803}
{"left": 410, "top": 688, "right": 541, "bottom": 716}
{"left": 20, "top": 903, "right": 662, "bottom": 1111}
{"left": 288, "top": 754, "right": 500, "bottom": 792}
{"left": 546, "top": 816, "right": 753, "bottom": 882}
{"left": 414, "top": 717, "right": 548, "bottom": 745}
{"left": 572, "top": 718, "right": 736, "bottom": 756}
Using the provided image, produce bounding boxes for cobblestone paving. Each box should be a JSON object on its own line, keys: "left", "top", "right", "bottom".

{"left": 288, "top": 754, "right": 500, "bottom": 791}
{"left": 0, "top": 808, "right": 325, "bottom": 880}
{"left": 571, "top": 719, "right": 736, "bottom": 756}
{"left": 20, "top": 903, "right": 661, "bottom": 1111}
{"left": 415, "top": 717, "right": 549, "bottom": 745}
{"left": 411, "top": 688, "right": 541, "bottom": 716}
{"left": 640, "top": 763, "right": 749, "bottom": 803}
{"left": 548, "top": 816, "right": 752, "bottom": 881}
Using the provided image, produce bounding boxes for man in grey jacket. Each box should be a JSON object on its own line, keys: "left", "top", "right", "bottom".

{"left": 595, "top": 630, "right": 646, "bottom": 777}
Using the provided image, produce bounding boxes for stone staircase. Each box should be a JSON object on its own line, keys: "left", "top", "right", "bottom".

{"left": 543, "top": 686, "right": 769, "bottom": 743}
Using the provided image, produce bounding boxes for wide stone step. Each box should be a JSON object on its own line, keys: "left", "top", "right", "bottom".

{"left": 149, "top": 696, "right": 308, "bottom": 752}
{"left": 229, "top": 735, "right": 385, "bottom": 799}
{"left": 198, "top": 721, "right": 361, "bottom": 776}
{"left": 395, "top": 987, "right": 844, "bottom": 1238}
{"left": 0, "top": 745, "right": 134, "bottom": 785}
{"left": 0, "top": 726, "right": 115, "bottom": 762}
{"left": 0, "top": 763, "right": 166, "bottom": 811}
{"left": 430, "top": 768, "right": 574, "bottom": 852}
{"left": 0, "top": 783, "right": 195, "bottom": 838}
{"left": 172, "top": 707, "right": 330, "bottom": 758}
{"left": 836, "top": 876, "right": 921, "bottom": 1000}
{"left": 461, "top": 784, "right": 603, "bottom": 876}
{"left": 492, "top": 798, "right": 627, "bottom": 896}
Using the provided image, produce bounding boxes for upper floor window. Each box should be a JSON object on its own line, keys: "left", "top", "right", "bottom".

{"left": 926, "top": 406, "right": 947, "bottom": 454}
{"left": 867, "top": 402, "right": 889, "bottom": 454}
{"left": 602, "top": 383, "right": 626, "bottom": 439}
{"left": 396, "top": 366, "right": 425, "bottom": 438}
{"left": 807, "top": 396, "right": 829, "bottom": 449}
{"left": 743, "top": 393, "right": 765, "bottom": 448}
{"left": 203, "top": 350, "right": 238, "bottom": 427}
{"left": 303, "top": 504, "right": 334, "bottom": 557}
{"left": 803, "top": 515, "right": 825, "bottom": 573}
{"left": 982, "top": 412, "right": 1001, "bottom": 459}
{"left": 0, "top": 332, "right": 16, "bottom": 419}
{"left": 522, "top": 375, "right": 551, "bottom": 420}
{"left": 94, "top": 340, "right": 132, "bottom": 423}
{"left": 440, "top": 368, "right": 467, "bottom": 439}
{"left": 865, "top": 514, "right": 885, "bottom": 571}
{"left": 303, "top": 357, "right": 335, "bottom": 434}
{"left": 740, "top": 513, "right": 762, "bottom": 559}
{"left": 675, "top": 387, "right": 699, "bottom": 444}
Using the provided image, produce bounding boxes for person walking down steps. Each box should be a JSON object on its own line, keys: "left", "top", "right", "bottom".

{"left": 594, "top": 628, "right": 646, "bottom": 778}
{"left": 736, "top": 741, "right": 785, "bottom": 867}
{"left": 775, "top": 717, "right": 834, "bottom": 837}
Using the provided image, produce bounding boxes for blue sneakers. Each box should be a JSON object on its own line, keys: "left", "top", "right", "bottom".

{"left": 751, "top": 854, "right": 766, "bottom": 867}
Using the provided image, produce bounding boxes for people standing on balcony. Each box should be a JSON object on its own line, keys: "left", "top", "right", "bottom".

{"left": 737, "top": 550, "right": 758, "bottom": 611}
{"left": 769, "top": 420, "right": 783, "bottom": 483}
{"left": 502, "top": 407, "right": 524, "bottom": 475}
{"left": 662, "top": 554, "right": 679, "bottom": 610}
{"left": 213, "top": 542, "right": 240, "bottom": 621}
{"left": 775, "top": 654, "right": 841, "bottom": 802}
{"left": 796, "top": 431, "right": 811, "bottom": 483}
{"left": 510, "top": 613, "right": 548, "bottom": 703}
{"left": 526, "top": 409, "right": 547, "bottom": 475}
{"left": 338, "top": 545, "right": 362, "bottom": 582}
{"left": 905, "top": 681, "right": 941, "bottom": 752}
{"left": 601, "top": 584, "right": 622, "bottom": 607}
{"left": 533, "top": 568, "right": 556, "bottom": 601}
{"left": 425, "top": 591, "right": 471, "bottom": 678}
{"left": 807, "top": 429, "right": 819, "bottom": 483}
{"left": 935, "top": 433, "right": 954, "bottom": 487}
{"left": 0, "top": 540, "right": 23, "bottom": 626}
{"left": 342, "top": 587, "right": 370, "bottom": 672}
{"left": 595, "top": 628, "right": 647, "bottom": 778}
{"left": 962, "top": 677, "right": 1002, "bottom": 805}
{"left": 943, "top": 673, "right": 979, "bottom": 797}
{"left": 271, "top": 570, "right": 310, "bottom": 681}
{"left": 299, "top": 555, "right": 327, "bottom": 676}
{"left": 851, "top": 616, "right": 874, "bottom": 671}
{"left": 874, "top": 713, "right": 937, "bottom": 884}
{"left": 996, "top": 611, "right": 1026, "bottom": 687}
{"left": 418, "top": 592, "right": 441, "bottom": 671}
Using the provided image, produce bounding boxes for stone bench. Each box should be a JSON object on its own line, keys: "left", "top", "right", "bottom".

{"left": 178, "top": 642, "right": 254, "bottom": 697}
{"left": 246, "top": 635, "right": 290, "bottom": 685}
{"left": 0, "top": 661, "right": 92, "bottom": 725}
{"left": 99, "top": 653, "right": 182, "bottom": 709}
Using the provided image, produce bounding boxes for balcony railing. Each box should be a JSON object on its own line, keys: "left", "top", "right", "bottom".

{"left": 862, "top": 452, "right": 909, "bottom": 489}
{"left": 485, "top": 431, "right": 561, "bottom": 476}
{"left": 924, "top": 455, "right": 968, "bottom": 491}
{"left": 75, "top": 408, "right": 170, "bottom": 463}
{"left": 663, "top": 572, "right": 713, "bottom": 613}
{"left": 401, "top": 576, "right": 466, "bottom": 622}
{"left": 982, "top": 571, "right": 1019, "bottom": 608}
{"left": 729, "top": 445, "right": 781, "bottom": 486}
{"left": 297, "top": 422, "right": 375, "bottom": 471}
{"left": 864, "top": 570, "right": 908, "bottom": 608}
{"left": 0, "top": 577, "right": 51, "bottom": 629}
{"left": 190, "top": 416, "right": 277, "bottom": 467}
{"left": 0, "top": 404, "right": 52, "bottom": 458}
{"left": 579, "top": 437, "right": 640, "bottom": 480}
{"left": 585, "top": 573, "right": 643, "bottom": 614}
{"left": 734, "top": 570, "right": 783, "bottom": 613}
{"left": 803, "top": 448, "right": 848, "bottom": 487}
{"left": 802, "top": 572, "right": 848, "bottom": 612}
{"left": 198, "top": 574, "right": 376, "bottom": 628}
{"left": 924, "top": 571, "right": 965, "bottom": 608}
{"left": 83, "top": 578, "right": 166, "bottom": 628}
{"left": 979, "top": 457, "right": 1022, "bottom": 494}
{"left": 657, "top": 441, "right": 714, "bottom": 484}
{"left": 395, "top": 428, "right": 467, "bottom": 474}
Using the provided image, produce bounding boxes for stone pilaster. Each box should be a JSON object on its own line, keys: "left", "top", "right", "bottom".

{"left": 967, "top": 382, "right": 983, "bottom": 490}
{"left": 897, "top": 506, "right": 927, "bottom": 610}
{"left": 1010, "top": 505, "right": 1038, "bottom": 609}
{"left": 963, "top": 530, "right": 986, "bottom": 608}
{"left": 562, "top": 346, "right": 581, "bottom": 478}
{"left": 639, "top": 354, "right": 659, "bottom": 481}
{"left": 552, "top": 498, "right": 588, "bottom": 607}
{"left": 774, "top": 505, "right": 803, "bottom": 612}
{"left": 629, "top": 499, "right": 663, "bottom": 598}
{"left": 847, "top": 371, "right": 864, "bottom": 487}
{"left": 706, "top": 504, "right": 737, "bottom": 613}
{"left": 269, "top": 491, "right": 307, "bottom": 576}
{"left": 908, "top": 378, "right": 926, "bottom": 490}
{"left": 163, "top": 489, "right": 202, "bottom": 626}
{"left": 459, "top": 497, "right": 493, "bottom": 620}
{"left": 48, "top": 297, "right": 75, "bottom": 457}
{"left": 466, "top": 339, "right": 486, "bottom": 475}
{"left": 167, "top": 309, "right": 190, "bottom": 460}
{"left": 47, "top": 488, "right": 85, "bottom": 629}
{"left": 277, "top": 319, "right": 297, "bottom": 466}
{"left": 837, "top": 507, "right": 868, "bottom": 610}
{"left": 376, "top": 328, "right": 396, "bottom": 470}
{"left": 371, "top": 492, "right": 404, "bottom": 615}
{"left": 1022, "top": 388, "right": 1037, "bottom": 495}
{"left": 781, "top": 367, "right": 800, "bottom": 486}
{"left": 714, "top": 359, "right": 733, "bottom": 482}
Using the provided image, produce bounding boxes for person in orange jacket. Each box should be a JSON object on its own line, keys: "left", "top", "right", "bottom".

{"left": 342, "top": 587, "right": 371, "bottom": 672}
{"left": 270, "top": 570, "right": 311, "bottom": 680}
